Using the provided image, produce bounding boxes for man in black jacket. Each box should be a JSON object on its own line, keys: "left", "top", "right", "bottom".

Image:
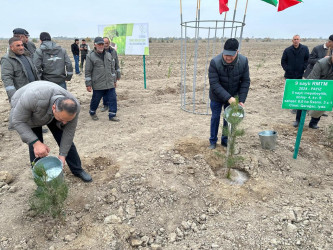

{"left": 71, "top": 39, "right": 81, "bottom": 75}
{"left": 208, "top": 38, "right": 250, "bottom": 149}
{"left": 303, "top": 34, "right": 333, "bottom": 78}
{"left": 281, "top": 35, "right": 309, "bottom": 127}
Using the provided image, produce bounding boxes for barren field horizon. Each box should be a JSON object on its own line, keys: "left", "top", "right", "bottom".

{"left": 0, "top": 39, "right": 332, "bottom": 250}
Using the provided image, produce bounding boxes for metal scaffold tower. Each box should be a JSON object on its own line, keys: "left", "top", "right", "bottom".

{"left": 180, "top": 0, "right": 249, "bottom": 115}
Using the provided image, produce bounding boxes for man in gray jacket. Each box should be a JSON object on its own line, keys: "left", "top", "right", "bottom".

{"left": 100, "top": 37, "right": 121, "bottom": 112}
{"left": 13, "top": 28, "right": 36, "bottom": 57}
{"left": 85, "top": 37, "right": 118, "bottom": 121}
{"left": 9, "top": 81, "right": 92, "bottom": 182}
{"left": 33, "top": 32, "right": 73, "bottom": 89}
{"left": 305, "top": 56, "right": 333, "bottom": 129}
{"left": 1, "top": 37, "right": 39, "bottom": 101}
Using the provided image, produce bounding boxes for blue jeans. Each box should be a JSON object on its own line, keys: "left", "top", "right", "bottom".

{"left": 89, "top": 88, "right": 117, "bottom": 119}
{"left": 210, "top": 100, "right": 228, "bottom": 145}
{"left": 73, "top": 55, "right": 80, "bottom": 74}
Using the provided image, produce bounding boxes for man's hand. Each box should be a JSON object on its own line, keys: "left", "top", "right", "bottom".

{"left": 239, "top": 102, "right": 245, "bottom": 107}
{"left": 86, "top": 86, "right": 92, "bottom": 92}
{"left": 58, "top": 155, "right": 66, "bottom": 168}
{"left": 114, "top": 82, "right": 117, "bottom": 88}
{"left": 228, "top": 97, "right": 236, "bottom": 104}
{"left": 33, "top": 141, "right": 50, "bottom": 158}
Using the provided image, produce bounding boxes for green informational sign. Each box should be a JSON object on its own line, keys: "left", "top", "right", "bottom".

{"left": 282, "top": 79, "right": 333, "bottom": 111}
{"left": 98, "top": 23, "right": 149, "bottom": 56}
{"left": 282, "top": 79, "right": 333, "bottom": 160}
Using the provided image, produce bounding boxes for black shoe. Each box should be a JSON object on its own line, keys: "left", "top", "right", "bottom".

{"left": 293, "top": 121, "right": 299, "bottom": 128}
{"left": 74, "top": 170, "right": 92, "bottom": 182}
{"left": 221, "top": 137, "right": 228, "bottom": 147}
{"left": 309, "top": 124, "right": 319, "bottom": 129}
{"left": 209, "top": 144, "right": 216, "bottom": 149}
{"left": 42, "top": 128, "right": 48, "bottom": 133}
{"left": 322, "top": 113, "right": 328, "bottom": 117}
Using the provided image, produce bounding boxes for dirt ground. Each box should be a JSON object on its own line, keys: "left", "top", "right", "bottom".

{"left": 0, "top": 39, "right": 332, "bottom": 250}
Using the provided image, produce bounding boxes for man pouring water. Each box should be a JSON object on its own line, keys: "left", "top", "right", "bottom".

{"left": 9, "top": 81, "right": 92, "bottom": 182}
{"left": 208, "top": 38, "right": 251, "bottom": 149}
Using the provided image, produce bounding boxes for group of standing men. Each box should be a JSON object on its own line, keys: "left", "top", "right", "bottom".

{"left": 0, "top": 28, "right": 121, "bottom": 182}
{"left": 281, "top": 34, "right": 333, "bottom": 129}
{"left": 70, "top": 38, "right": 90, "bottom": 75}
{"left": 207, "top": 35, "right": 333, "bottom": 150}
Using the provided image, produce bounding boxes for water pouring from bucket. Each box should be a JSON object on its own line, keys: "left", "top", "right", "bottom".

{"left": 32, "top": 156, "right": 64, "bottom": 183}
{"left": 223, "top": 102, "right": 245, "bottom": 179}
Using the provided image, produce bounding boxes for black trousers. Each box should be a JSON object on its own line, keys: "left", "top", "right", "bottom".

{"left": 296, "top": 110, "right": 321, "bottom": 125}
{"left": 28, "top": 118, "right": 83, "bottom": 175}
{"left": 80, "top": 55, "right": 86, "bottom": 68}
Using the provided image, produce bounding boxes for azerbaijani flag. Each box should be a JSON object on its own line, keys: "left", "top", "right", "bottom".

{"left": 278, "top": 0, "right": 302, "bottom": 11}
{"left": 261, "top": 0, "right": 278, "bottom": 7}
{"left": 261, "top": 0, "right": 302, "bottom": 11}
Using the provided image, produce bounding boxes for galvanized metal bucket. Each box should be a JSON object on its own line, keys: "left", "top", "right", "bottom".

{"left": 32, "top": 156, "right": 64, "bottom": 183}
{"left": 258, "top": 130, "right": 278, "bottom": 150}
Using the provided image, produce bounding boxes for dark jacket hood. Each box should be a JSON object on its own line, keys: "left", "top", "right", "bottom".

{"left": 40, "top": 41, "right": 61, "bottom": 54}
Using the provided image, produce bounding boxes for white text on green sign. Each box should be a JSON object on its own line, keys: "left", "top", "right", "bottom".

{"left": 282, "top": 79, "right": 333, "bottom": 111}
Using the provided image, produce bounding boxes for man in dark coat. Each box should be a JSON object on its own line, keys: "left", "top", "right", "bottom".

{"left": 33, "top": 32, "right": 73, "bottom": 89}
{"left": 281, "top": 35, "right": 309, "bottom": 127}
{"left": 208, "top": 38, "right": 250, "bottom": 149}
{"left": 71, "top": 39, "right": 81, "bottom": 75}
{"left": 303, "top": 34, "right": 333, "bottom": 78}
{"left": 305, "top": 56, "right": 333, "bottom": 129}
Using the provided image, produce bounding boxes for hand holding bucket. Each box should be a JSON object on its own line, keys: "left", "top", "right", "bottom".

{"left": 33, "top": 141, "right": 50, "bottom": 158}
{"left": 32, "top": 156, "right": 64, "bottom": 183}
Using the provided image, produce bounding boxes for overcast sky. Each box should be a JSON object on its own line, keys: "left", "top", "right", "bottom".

{"left": 1, "top": 0, "right": 330, "bottom": 39}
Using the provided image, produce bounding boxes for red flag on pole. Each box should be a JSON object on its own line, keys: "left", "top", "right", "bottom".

{"left": 219, "top": 0, "right": 229, "bottom": 14}
{"left": 278, "top": 0, "right": 301, "bottom": 12}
